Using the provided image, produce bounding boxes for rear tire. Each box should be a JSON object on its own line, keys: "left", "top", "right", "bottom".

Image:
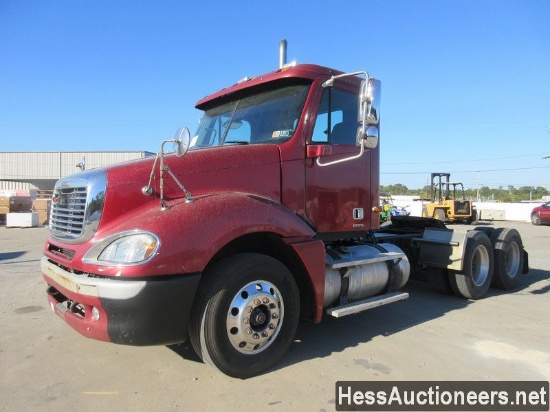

{"left": 449, "top": 231, "right": 493, "bottom": 299}
{"left": 426, "top": 267, "right": 453, "bottom": 295}
{"left": 422, "top": 206, "right": 429, "bottom": 218}
{"left": 490, "top": 228, "right": 523, "bottom": 290}
{"left": 473, "top": 226, "right": 495, "bottom": 238}
{"left": 189, "top": 253, "right": 299, "bottom": 379}
{"left": 466, "top": 209, "right": 478, "bottom": 225}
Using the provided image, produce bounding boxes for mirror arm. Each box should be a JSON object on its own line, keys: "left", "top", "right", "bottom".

{"left": 142, "top": 153, "right": 160, "bottom": 196}
{"left": 322, "top": 71, "right": 369, "bottom": 88}
{"left": 163, "top": 166, "right": 194, "bottom": 204}
{"left": 142, "top": 139, "right": 194, "bottom": 209}
{"left": 315, "top": 141, "right": 365, "bottom": 167}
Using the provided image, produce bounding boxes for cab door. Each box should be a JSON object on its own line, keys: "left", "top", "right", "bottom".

{"left": 304, "top": 86, "right": 378, "bottom": 236}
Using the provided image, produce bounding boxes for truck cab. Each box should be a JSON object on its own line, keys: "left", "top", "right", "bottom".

{"left": 42, "top": 58, "right": 527, "bottom": 379}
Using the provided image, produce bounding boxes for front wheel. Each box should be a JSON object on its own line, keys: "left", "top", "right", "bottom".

{"left": 531, "top": 213, "right": 541, "bottom": 226}
{"left": 434, "top": 208, "right": 446, "bottom": 221}
{"left": 189, "top": 253, "right": 299, "bottom": 379}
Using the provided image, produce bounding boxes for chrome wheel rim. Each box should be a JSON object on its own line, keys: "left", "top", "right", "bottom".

{"left": 505, "top": 241, "right": 521, "bottom": 278}
{"left": 471, "top": 245, "right": 490, "bottom": 286}
{"left": 226, "top": 281, "right": 283, "bottom": 354}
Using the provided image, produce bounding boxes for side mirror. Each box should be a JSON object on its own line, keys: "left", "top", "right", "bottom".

{"left": 357, "top": 78, "right": 381, "bottom": 149}
{"left": 173, "top": 126, "right": 191, "bottom": 157}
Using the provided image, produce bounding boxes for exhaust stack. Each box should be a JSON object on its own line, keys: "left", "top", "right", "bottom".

{"left": 279, "top": 39, "right": 287, "bottom": 69}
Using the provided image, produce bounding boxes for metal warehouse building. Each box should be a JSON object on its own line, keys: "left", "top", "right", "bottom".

{"left": 0, "top": 151, "right": 153, "bottom": 192}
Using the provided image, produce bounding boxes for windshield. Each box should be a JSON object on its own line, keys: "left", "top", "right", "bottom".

{"left": 191, "top": 84, "right": 310, "bottom": 148}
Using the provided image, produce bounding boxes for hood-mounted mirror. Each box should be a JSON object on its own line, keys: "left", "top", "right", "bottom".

{"left": 142, "top": 126, "right": 194, "bottom": 209}
{"left": 173, "top": 126, "right": 191, "bottom": 157}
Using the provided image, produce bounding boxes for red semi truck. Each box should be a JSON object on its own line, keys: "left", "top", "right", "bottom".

{"left": 42, "top": 44, "right": 528, "bottom": 378}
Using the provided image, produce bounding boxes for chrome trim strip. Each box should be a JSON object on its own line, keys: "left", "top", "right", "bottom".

{"left": 41, "top": 257, "right": 146, "bottom": 300}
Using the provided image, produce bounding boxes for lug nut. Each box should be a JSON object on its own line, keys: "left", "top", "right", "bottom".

{"left": 263, "top": 297, "right": 269, "bottom": 304}
{"left": 272, "top": 313, "right": 278, "bottom": 319}
{"left": 261, "top": 332, "right": 269, "bottom": 337}
{"left": 269, "top": 324, "right": 275, "bottom": 330}
{"left": 243, "top": 318, "right": 249, "bottom": 324}
{"left": 254, "top": 299, "right": 261, "bottom": 306}
{"left": 246, "top": 328, "right": 253, "bottom": 335}
{"left": 246, "top": 306, "right": 252, "bottom": 313}
{"left": 253, "top": 333, "right": 260, "bottom": 340}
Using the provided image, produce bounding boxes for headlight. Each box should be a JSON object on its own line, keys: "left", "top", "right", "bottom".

{"left": 83, "top": 231, "right": 160, "bottom": 266}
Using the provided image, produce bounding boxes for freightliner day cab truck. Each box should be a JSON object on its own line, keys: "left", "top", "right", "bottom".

{"left": 42, "top": 42, "right": 528, "bottom": 378}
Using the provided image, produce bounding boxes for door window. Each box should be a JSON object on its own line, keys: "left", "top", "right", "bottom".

{"left": 311, "top": 88, "right": 359, "bottom": 145}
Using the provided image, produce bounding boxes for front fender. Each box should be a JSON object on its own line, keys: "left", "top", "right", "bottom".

{"left": 74, "top": 193, "right": 316, "bottom": 277}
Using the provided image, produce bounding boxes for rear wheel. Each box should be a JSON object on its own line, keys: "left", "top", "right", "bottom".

{"left": 490, "top": 228, "right": 523, "bottom": 290}
{"left": 426, "top": 267, "right": 453, "bottom": 295}
{"left": 473, "top": 226, "right": 495, "bottom": 238}
{"left": 189, "top": 253, "right": 299, "bottom": 379}
{"left": 449, "top": 230, "right": 493, "bottom": 299}
{"left": 422, "top": 206, "right": 429, "bottom": 218}
{"left": 466, "top": 209, "right": 478, "bottom": 225}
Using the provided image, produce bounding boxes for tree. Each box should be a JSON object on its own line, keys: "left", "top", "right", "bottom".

{"left": 379, "top": 183, "right": 548, "bottom": 202}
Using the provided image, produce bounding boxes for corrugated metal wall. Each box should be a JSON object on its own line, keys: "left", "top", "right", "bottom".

{"left": 0, "top": 152, "right": 61, "bottom": 180}
{"left": 0, "top": 151, "right": 152, "bottom": 180}
{"left": 0, "top": 180, "right": 34, "bottom": 190}
{"left": 0, "top": 151, "right": 153, "bottom": 190}
{"left": 59, "top": 152, "right": 152, "bottom": 176}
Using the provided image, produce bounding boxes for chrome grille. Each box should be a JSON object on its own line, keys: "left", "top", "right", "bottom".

{"left": 50, "top": 187, "right": 87, "bottom": 239}
{"left": 49, "top": 169, "right": 107, "bottom": 244}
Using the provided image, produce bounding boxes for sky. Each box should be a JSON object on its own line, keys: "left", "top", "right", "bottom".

{"left": 1, "top": 0, "right": 549, "bottom": 189}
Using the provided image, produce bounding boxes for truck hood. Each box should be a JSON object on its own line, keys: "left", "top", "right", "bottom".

{"left": 99, "top": 144, "right": 283, "bottom": 224}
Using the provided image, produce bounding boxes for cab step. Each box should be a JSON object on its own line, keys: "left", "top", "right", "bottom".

{"left": 325, "top": 291, "right": 409, "bottom": 318}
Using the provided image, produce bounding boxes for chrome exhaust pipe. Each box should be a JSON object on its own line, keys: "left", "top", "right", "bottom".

{"left": 279, "top": 39, "right": 287, "bottom": 69}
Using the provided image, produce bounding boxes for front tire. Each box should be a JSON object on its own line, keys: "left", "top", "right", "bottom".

{"left": 531, "top": 213, "right": 541, "bottom": 226}
{"left": 189, "top": 253, "right": 299, "bottom": 379}
{"left": 434, "top": 208, "right": 446, "bottom": 221}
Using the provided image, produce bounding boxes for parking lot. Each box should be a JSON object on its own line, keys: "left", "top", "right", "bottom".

{"left": 0, "top": 221, "right": 549, "bottom": 411}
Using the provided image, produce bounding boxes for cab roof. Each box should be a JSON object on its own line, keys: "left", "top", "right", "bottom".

{"left": 195, "top": 64, "right": 348, "bottom": 111}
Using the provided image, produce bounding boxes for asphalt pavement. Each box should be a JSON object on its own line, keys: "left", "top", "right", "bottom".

{"left": 0, "top": 221, "right": 548, "bottom": 411}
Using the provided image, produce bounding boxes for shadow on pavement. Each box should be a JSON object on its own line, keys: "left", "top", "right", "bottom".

{"left": 0, "top": 251, "right": 27, "bottom": 261}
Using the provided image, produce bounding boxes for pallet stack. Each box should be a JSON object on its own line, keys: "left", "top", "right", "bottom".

{"left": 0, "top": 196, "right": 9, "bottom": 224}
{"left": 32, "top": 198, "right": 51, "bottom": 225}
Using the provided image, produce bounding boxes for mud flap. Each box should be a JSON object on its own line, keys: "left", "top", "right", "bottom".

{"left": 413, "top": 228, "right": 468, "bottom": 271}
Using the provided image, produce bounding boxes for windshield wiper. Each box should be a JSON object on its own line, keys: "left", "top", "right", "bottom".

{"left": 223, "top": 140, "right": 250, "bottom": 145}
{"left": 220, "top": 100, "right": 240, "bottom": 145}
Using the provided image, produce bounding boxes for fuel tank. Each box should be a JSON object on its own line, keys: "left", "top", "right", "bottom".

{"left": 324, "top": 243, "right": 410, "bottom": 307}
